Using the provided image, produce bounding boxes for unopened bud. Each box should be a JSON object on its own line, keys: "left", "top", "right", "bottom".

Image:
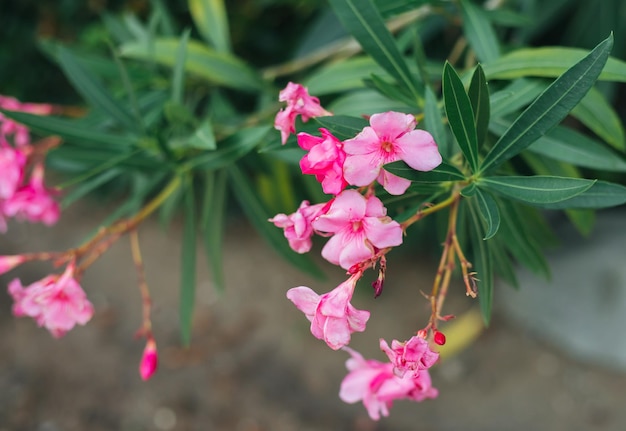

{"left": 139, "top": 338, "right": 158, "bottom": 380}
{"left": 433, "top": 330, "right": 446, "bottom": 346}
{"left": 0, "top": 255, "right": 26, "bottom": 276}
{"left": 371, "top": 278, "right": 384, "bottom": 298}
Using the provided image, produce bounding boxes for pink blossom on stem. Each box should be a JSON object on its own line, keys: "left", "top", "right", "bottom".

{"left": 343, "top": 111, "right": 442, "bottom": 195}
{"left": 139, "top": 338, "right": 158, "bottom": 380}
{"left": 0, "top": 255, "right": 27, "bottom": 276}
{"left": 286, "top": 275, "right": 369, "bottom": 350}
{"left": 269, "top": 200, "right": 328, "bottom": 253}
{"left": 312, "top": 189, "right": 402, "bottom": 270}
{"left": 8, "top": 260, "right": 94, "bottom": 338}
{"left": 274, "top": 82, "right": 331, "bottom": 144}
{"left": 0, "top": 95, "right": 53, "bottom": 147}
{"left": 298, "top": 128, "right": 348, "bottom": 195}
{"left": 0, "top": 142, "right": 26, "bottom": 200}
{"left": 339, "top": 347, "right": 438, "bottom": 420}
{"left": 3, "top": 163, "right": 60, "bottom": 227}
{"left": 379, "top": 335, "right": 440, "bottom": 378}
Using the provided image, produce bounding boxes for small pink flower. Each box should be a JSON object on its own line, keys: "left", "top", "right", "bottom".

{"left": 0, "top": 95, "right": 53, "bottom": 147}
{"left": 343, "top": 111, "right": 442, "bottom": 195}
{"left": 139, "top": 338, "right": 158, "bottom": 380}
{"left": 8, "top": 261, "right": 94, "bottom": 338}
{"left": 298, "top": 129, "right": 347, "bottom": 195}
{"left": 269, "top": 200, "right": 328, "bottom": 254}
{"left": 379, "top": 335, "right": 439, "bottom": 378}
{"left": 312, "top": 189, "right": 402, "bottom": 270}
{"left": 0, "top": 143, "right": 26, "bottom": 200}
{"left": 0, "top": 255, "right": 27, "bottom": 276}
{"left": 286, "top": 275, "right": 369, "bottom": 350}
{"left": 275, "top": 82, "right": 331, "bottom": 144}
{"left": 339, "top": 347, "right": 438, "bottom": 420}
{"left": 3, "top": 163, "right": 60, "bottom": 227}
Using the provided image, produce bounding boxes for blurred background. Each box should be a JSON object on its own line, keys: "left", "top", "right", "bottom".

{"left": 2, "top": 1, "right": 626, "bottom": 430}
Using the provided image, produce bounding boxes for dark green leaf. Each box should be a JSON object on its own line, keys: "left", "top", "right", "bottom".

{"left": 479, "top": 176, "right": 595, "bottom": 206}
{"left": 539, "top": 181, "right": 626, "bottom": 209}
{"left": 467, "top": 199, "right": 494, "bottom": 324}
{"left": 186, "top": 120, "right": 217, "bottom": 150}
{"left": 489, "top": 78, "right": 547, "bottom": 118}
{"left": 443, "top": 62, "right": 479, "bottom": 172}
{"left": 385, "top": 161, "right": 465, "bottom": 182}
{"left": 480, "top": 34, "right": 613, "bottom": 173}
{"left": 201, "top": 170, "right": 227, "bottom": 293}
{"left": 365, "top": 74, "right": 419, "bottom": 107}
{"left": 460, "top": 0, "right": 500, "bottom": 63}
{"left": 171, "top": 29, "right": 190, "bottom": 104}
{"left": 468, "top": 65, "right": 490, "bottom": 145}
{"left": 314, "top": 115, "right": 369, "bottom": 140}
{"left": 180, "top": 177, "right": 197, "bottom": 346}
{"left": 473, "top": 188, "right": 500, "bottom": 239}
{"left": 424, "top": 86, "right": 449, "bottom": 158}
{"left": 61, "top": 169, "right": 121, "bottom": 208}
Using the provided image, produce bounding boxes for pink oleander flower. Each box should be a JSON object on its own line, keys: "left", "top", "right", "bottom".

{"left": 286, "top": 275, "right": 369, "bottom": 350}
{"left": 0, "top": 255, "right": 27, "bottom": 276}
{"left": 343, "top": 111, "right": 442, "bottom": 195}
{"left": 298, "top": 128, "right": 348, "bottom": 195}
{"left": 0, "top": 142, "right": 26, "bottom": 200}
{"left": 339, "top": 347, "right": 438, "bottom": 420}
{"left": 3, "top": 163, "right": 60, "bottom": 227}
{"left": 312, "top": 189, "right": 402, "bottom": 270}
{"left": 139, "top": 338, "right": 159, "bottom": 380}
{"left": 380, "top": 335, "right": 440, "bottom": 378}
{"left": 0, "top": 95, "right": 53, "bottom": 147}
{"left": 269, "top": 200, "right": 328, "bottom": 253}
{"left": 8, "top": 261, "right": 94, "bottom": 338}
{"left": 275, "top": 82, "right": 331, "bottom": 144}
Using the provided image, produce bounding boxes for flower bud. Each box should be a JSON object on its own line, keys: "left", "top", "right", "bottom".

{"left": 433, "top": 330, "right": 446, "bottom": 346}
{"left": 0, "top": 255, "right": 26, "bottom": 275}
{"left": 139, "top": 338, "right": 158, "bottom": 380}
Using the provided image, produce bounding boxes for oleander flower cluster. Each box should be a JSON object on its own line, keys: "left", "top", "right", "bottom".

{"left": 271, "top": 83, "right": 443, "bottom": 419}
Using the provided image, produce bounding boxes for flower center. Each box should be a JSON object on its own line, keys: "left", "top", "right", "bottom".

{"left": 352, "top": 220, "right": 362, "bottom": 231}
{"left": 381, "top": 140, "right": 393, "bottom": 153}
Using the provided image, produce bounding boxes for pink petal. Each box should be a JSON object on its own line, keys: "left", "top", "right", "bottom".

{"left": 339, "top": 368, "right": 382, "bottom": 403}
{"left": 343, "top": 153, "right": 381, "bottom": 187}
{"left": 376, "top": 169, "right": 411, "bottom": 195}
{"left": 369, "top": 111, "right": 416, "bottom": 140}
{"left": 362, "top": 217, "right": 403, "bottom": 249}
{"left": 395, "top": 130, "right": 442, "bottom": 171}
{"left": 312, "top": 190, "right": 366, "bottom": 233}
{"left": 323, "top": 317, "right": 352, "bottom": 350}
{"left": 346, "top": 304, "right": 370, "bottom": 332}
{"left": 343, "top": 127, "right": 381, "bottom": 155}
{"left": 286, "top": 286, "right": 320, "bottom": 316}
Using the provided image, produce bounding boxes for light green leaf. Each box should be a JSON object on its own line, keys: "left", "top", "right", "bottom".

{"left": 61, "top": 169, "right": 121, "bottom": 208}
{"left": 460, "top": 0, "right": 500, "bottom": 63}
{"left": 424, "top": 86, "right": 449, "bottom": 157}
{"left": 328, "top": 0, "right": 420, "bottom": 98}
{"left": 539, "top": 181, "right": 626, "bottom": 209}
{"left": 571, "top": 87, "right": 625, "bottom": 151}
{"left": 489, "top": 78, "right": 547, "bottom": 118}
{"left": 171, "top": 29, "right": 190, "bottom": 104}
{"left": 186, "top": 120, "right": 217, "bottom": 150}
{"left": 120, "top": 38, "right": 262, "bottom": 91}
{"left": 473, "top": 188, "right": 500, "bottom": 239}
{"left": 188, "top": 0, "right": 231, "bottom": 53}
{"left": 467, "top": 199, "right": 494, "bottom": 325}
{"left": 304, "top": 57, "right": 385, "bottom": 95}
{"left": 480, "top": 34, "right": 613, "bottom": 173}
{"left": 228, "top": 165, "right": 324, "bottom": 279}
{"left": 468, "top": 65, "right": 490, "bottom": 146}
{"left": 443, "top": 62, "right": 479, "bottom": 172}
{"left": 314, "top": 115, "right": 369, "bottom": 140}
{"left": 180, "top": 177, "right": 197, "bottom": 346}
{"left": 58, "top": 47, "right": 139, "bottom": 132}
{"left": 329, "top": 89, "right": 409, "bottom": 116}
{"left": 365, "top": 74, "right": 418, "bottom": 107}
{"left": 479, "top": 176, "right": 595, "bottom": 205}
{"left": 385, "top": 161, "right": 465, "bottom": 182}
{"left": 483, "top": 45, "right": 626, "bottom": 82}
{"left": 201, "top": 170, "right": 227, "bottom": 293}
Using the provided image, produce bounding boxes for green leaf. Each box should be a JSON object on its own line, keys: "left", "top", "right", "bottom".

{"left": 171, "top": 29, "right": 190, "bottom": 104}
{"left": 328, "top": 0, "right": 420, "bottom": 98}
{"left": 184, "top": 125, "right": 270, "bottom": 170}
{"left": 365, "top": 74, "right": 418, "bottom": 107}
{"left": 304, "top": 57, "right": 385, "bottom": 95}
{"left": 120, "top": 38, "right": 262, "bottom": 91}
{"left": 468, "top": 65, "right": 490, "bottom": 145}
{"left": 180, "top": 177, "right": 197, "bottom": 346}
{"left": 539, "top": 181, "right": 626, "bottom": 209}
{"left": 483, "top": 45, "right": 626, "bottom": 82}
{"left": 57, "top": 47, "right": 139, "bottom": 132}
{"left": 571, "top": 87, "right": 625, "bottom": 151}
{"left": 188, "top": 0, "right": 231, "bottom": 53}
{"left": 186, "top": 120, "right": 217, "bottom": 150}
{"left": 0, "top": 110, "right": 136, "bottom": 148}
{"left": 489, "top": 78, "right": 547, "bottom": 118}
{"left": 467, "top": 199, "right": 494, "bottom": 324}
{"left": 479, "top": 176, "right": 594, "bottom": 206}
{"left": 480, "top": 34, "right": 613, "bottom": 173}
{"left": 489, "top": 118, "right": 626, "bottom": 172}
{"left": 473, "top": 188, "right": 500, "bottom": 240}
{"left": 228, "top": 165, "right": 324, "bottom": 279}
{"left": 201, "top": 170, "right": 227, "bottom": 293}
{"left": 329, "top": 89, "right": 409, "bottom": 116}
{"left": 385, "top": 161, "right": 465, "bottom": 182}
{"left": 460, "top": 0, "right": 500, "bottom": 63}
{"left": 424, "top": 86, "right": 449, "bottom": 158}
{"left": 61, "top": 169, "right": 121, "bottom": 208}
{"left": 442, "top": 62, "right": 479, "bottom": 172}
{"left": 314, "top": 115, "right": 369, "bottom": 140}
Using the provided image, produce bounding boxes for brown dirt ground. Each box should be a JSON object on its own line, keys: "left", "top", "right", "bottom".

{"left": 1, "top": 201, "right": 625, "bottom": 431}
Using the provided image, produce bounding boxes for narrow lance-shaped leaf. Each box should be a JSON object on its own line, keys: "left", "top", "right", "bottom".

{"left": 467, "top": 200, "right": 494, "bottom": 325}
{"left": 571, "top": 87, "right": 625, "bottom": 151}
{"left": 442, "top": 62, "right": 479, "bottom": 172}
{"left": 460, "top": 0, "right": 500, "bottom": 63}
{"left": 539, "top": 180, "right": 626, "bottom": 209}
{"left": 171, "top": 29, "right": 190, "bottom": 104}
{"left": 468, "top": 65, "right": 490, "bottom": 146}
{"left": 201, "top": 170, "right": 227, "bottom": 293}
{"left": 180, "top": 177, "right": 197, "bottom": 346}
{"left": 480, "top": 34, "right": 613, "bottom": 173}
{"left": 478, "top": 176, "right": 595, "bottom": 206}
{"left": 424, "top": 86, "right": 449, "bottom": 158}
{"left": 473, "top": 188, "right": 500, "bottom": 240}
{"left": 328, "top": 0, "right": 421, "bottom": 99}
{"left": 385, "top": 161, "right": 465, "bottom": 182}
{"left": 188, "top": 0, "right": 231, "bottom": 53}
{"left": 314, "top": 115, "right": 369, "bottom": 140}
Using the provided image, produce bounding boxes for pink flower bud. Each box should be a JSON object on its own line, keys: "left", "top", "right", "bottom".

{"left": 433, "top": 330, "right": 446, "bottom": 346}
{"left": 0, "top": 254, "right": 26, "bottom": 275}
{"left": 139, "top": 338, "right": 158, "bottom": 380}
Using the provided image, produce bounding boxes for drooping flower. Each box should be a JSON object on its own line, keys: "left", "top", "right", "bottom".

{"left": 275, "top": 82, "right": 331, "bottom": 144}
{"left": 339, "top": 347, "right": 438, "bottom": 420}
{"left": 286, "top": 275, "right": 369, "bottom": 350}
{"left": 8, "top": 260, "right": 94, "bottom": 338}
{"left": 343, "top": 111, "right": 442, "bottom": 195}
{"left": 3, "top": 163, "right": 60, "bottom": 227}
{"left": 379, "top": 335, "right": 440, "bottom": 378}
{"left": 139, "top": 338, "right": 159, "bottom": 380}
{"left": 0, "top": 142, "right": 26, "bottom": 200}
{"left": 269, "top": 200, "right": 328, "bottom": 254}
{"left": 298, "top": 128, "right": 347, "bottom": 195}
{"left": 312, "top": 189, "right": 402, "bottom": 270}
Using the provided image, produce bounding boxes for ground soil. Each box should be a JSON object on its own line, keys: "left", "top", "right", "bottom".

{"left": 1, "top": 202, "right": 625, "bottom": 431}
